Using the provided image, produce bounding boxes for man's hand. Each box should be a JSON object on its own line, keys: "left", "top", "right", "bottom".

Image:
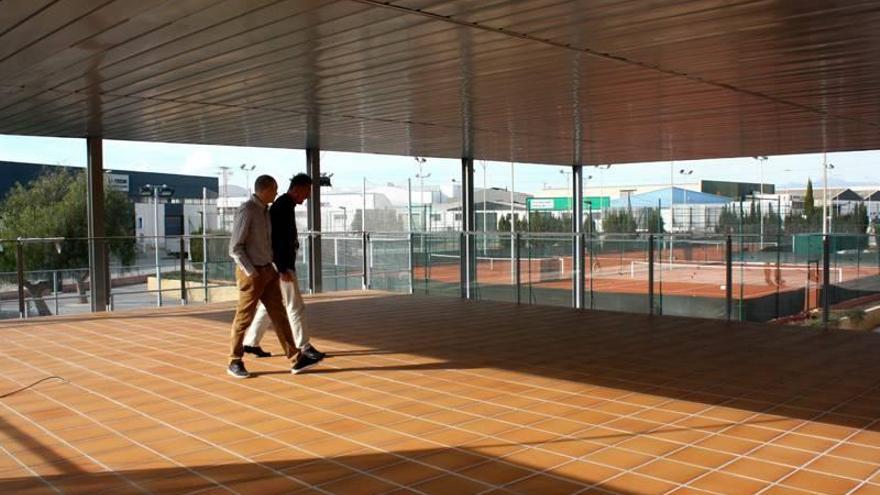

{"left": 280, "top": 271, "right": 295, "bottom": 282}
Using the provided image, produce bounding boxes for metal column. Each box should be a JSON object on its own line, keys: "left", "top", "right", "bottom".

{"left": 86, "top": 137, "right": 108, "bottom": 312}
{"left": 460, "top": 157, "right": 475, "bottom": 299}
{"left": 306, "top": 147, "right": 322, "bottom": 293}
{"left": 572, "top": 165, "right": 585, "bottom": 309}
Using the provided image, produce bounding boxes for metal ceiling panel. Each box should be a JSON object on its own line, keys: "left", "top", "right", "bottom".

{"left": 1, "top": 0, "right": 880, "bottom": 165}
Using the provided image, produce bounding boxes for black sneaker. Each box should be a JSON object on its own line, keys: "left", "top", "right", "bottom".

{"left": 292, "top": 353, "right": 321, "bottom": 374}
{"left": 227, "top": 360, "right": 250, "bottom": 379}
{"left": 303, "top": 344, "right": 325, "bottom": 360}
{"left": 243, "top": 345, "right": 271, "bottom": 358}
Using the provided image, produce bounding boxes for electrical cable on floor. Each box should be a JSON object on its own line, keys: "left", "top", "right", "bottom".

{"left": 0, "top": 376, "right": 69, "bottom": 399}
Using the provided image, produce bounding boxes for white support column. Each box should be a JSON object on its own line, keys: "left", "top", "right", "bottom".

{"left": 573, "top": 165, "right": 585, "bottom": 309}
{"left": 461, "top": 158, "right": 475, "bottom": 299}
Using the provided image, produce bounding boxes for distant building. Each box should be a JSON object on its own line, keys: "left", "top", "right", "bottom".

{"left": 441, "top": 188, "right": 531, "bottom": 232}
{"left": 0, "top": 161, "right": 219, "bottom": 254}
{"left": 0, "top": 160, "right": 217, "bottom": 201}
{"left": 610, "top": 187, "right": 732, "bottom": 233}
{"left": 539, "top": 180, "right": 773, "bottom": 201}
{"left": 778, "top": 185, "right": 880, "bottom": 217}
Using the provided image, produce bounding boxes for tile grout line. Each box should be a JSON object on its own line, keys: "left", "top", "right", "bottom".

{"left": 0, "top": 442, "right": 64, "bottom": 495}
{"left": 2, "top": 338, "right": 495, "bottom": 495}
{"left": 0, "top": 367, "right": 242, "bottom": 495}
{"left": 0, "top": 386, "right": 152, "bottom": 494}
{"left": 140, "top": 314, "right": 880, "bottom": 482}
{"left": 673, "top": 377, "right": 880, "bottom": 495}
{"left": 6, "top": 302, "right": 880, "bottom": 495}
{"left": 48, "top": 319, "right": 847, "bottom": 493}
{"left": 7, "top": 322, "right": 735, "bottom": 494}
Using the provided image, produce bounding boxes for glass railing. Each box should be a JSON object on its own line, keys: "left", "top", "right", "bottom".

{"left": 515, "top": 232, "right": 574, "bottom": 308}
{"left": 367, "top": 232, "right": 411, "bottom": 293}
{"left": 4, "top": 231, "right": 878, "bottom": 330}
{"left": 0, "top": 238, "right": 93, "bottom": 318}
{"left": 412, "top": 231, "right": 460, "bottom": 298}
{"left": 321, "top": 232, "right": 365, "bottom": 292}
{"left": 588, "top": 234, "right": 652, "bottom": 314}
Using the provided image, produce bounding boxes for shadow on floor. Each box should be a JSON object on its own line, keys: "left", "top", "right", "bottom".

{"left": 0, "top": 443, "right": 657, "bottom": 495}
{"left": 7, "top": 293, "right": 880, "bottom": 432}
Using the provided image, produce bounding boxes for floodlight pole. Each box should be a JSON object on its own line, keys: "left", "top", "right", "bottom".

{"left": 145, "top": 183, "right": 167, "bottom": 307}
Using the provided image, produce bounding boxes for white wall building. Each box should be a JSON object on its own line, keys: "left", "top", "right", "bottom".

{"left": 135, "top": 201, "right": 217, "bottom": 254}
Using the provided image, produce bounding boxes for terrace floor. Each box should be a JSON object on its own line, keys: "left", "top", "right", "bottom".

{"left": 2, "top": 292, "right": 880, "bottom": 495}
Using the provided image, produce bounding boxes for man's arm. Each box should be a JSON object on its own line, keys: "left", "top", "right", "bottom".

{"left": 271, "top": 200, "right": 295, "bottom": 274}
{"left": 229, "top": 204, "right": 256, "bottom": 277}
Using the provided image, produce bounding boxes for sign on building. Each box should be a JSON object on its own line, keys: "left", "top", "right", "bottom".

{"left": 104, "top": 173, "right": 130, "bottom": 193}
{"left": 527, "top": 197, "right": 611, "bottom": 211}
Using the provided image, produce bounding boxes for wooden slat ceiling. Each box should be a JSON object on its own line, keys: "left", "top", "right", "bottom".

{"left": 1, "top": 0, "right": 879, "bottom": 166}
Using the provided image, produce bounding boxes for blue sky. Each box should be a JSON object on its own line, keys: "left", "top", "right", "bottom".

{"left": 1, "top": 134, "right": 878, "bottom": 195}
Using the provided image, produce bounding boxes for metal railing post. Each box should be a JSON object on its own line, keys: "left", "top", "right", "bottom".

{"left": 408, "top": 232, "right": 415, "bottom": 294}
{"left": 726, "top": 235, "right": 733, "bottom": 322}
{"left": 648, "top": 235, "right": 655, "bottom": 315}
{"left": 203, "top": 237, "right": 209, "bottom": 303}
{"left": 179, "top": 236, "right": 187, "bottom": 305}
{"left": 155, "top": 235, "right": 163, "bottom": 308}
{"left": 362, "top": 232, "right": 369, "bottom": 290}
{"left": 16, "top": 240, "right": 25, "bottom": 319}
{"left": 514, "top": 232, "right": 521, "bottom": 304}
{"left": 573, "top": 232, "right": 585, "bottom": 309}
{"left": 822, "top": 235, "right": 831, "bottom": 329}
{"left": 53, "top": 270, "right": 59, "bottom": 316}
{"left": 104, "top": 241, "right": 111, "bottom": 309}
{"left": 588, "top": 230, "right": 594, "bottom": 310}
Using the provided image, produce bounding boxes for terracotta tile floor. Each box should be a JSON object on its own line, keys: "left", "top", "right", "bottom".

{"left": 2, "top": 292, "right": 880, "bottom": 494}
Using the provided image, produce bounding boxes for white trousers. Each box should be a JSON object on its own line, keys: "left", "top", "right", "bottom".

{"left": 244, "top": 274, "right": 310, "bottom": 349}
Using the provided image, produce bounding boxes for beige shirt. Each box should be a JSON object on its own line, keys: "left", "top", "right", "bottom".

{"left": 229, "top": 195, "right": 273, "bottom": 277}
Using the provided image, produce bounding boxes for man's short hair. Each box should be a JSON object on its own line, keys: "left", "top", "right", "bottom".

{"left": 254, "top": 175, "right": 277, "bottom": 192}
{"left": 289, "top": 173, "right": 313, "bottom": 190}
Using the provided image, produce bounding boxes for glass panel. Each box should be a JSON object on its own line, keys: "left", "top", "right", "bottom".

{"left": 321, "top": 234, "right": 364, "bottom": 292}
{"left": 296, "top": 233, "right": 310, "bottom": 291}
{"left": 13, "top": 238, "right": 91, "bottom": 318}
{"left": 587, "top": 234, "right": 650, "bottom": 314}
{"left": 412, "top": 232, "right": 460, "bottom": 297}
{"left": 471, "top": 232, "right": 516, "bottom": 303}
{"left": 368, "top": 234, "right": 410, "bottom": 293}
{"left": 824, "top": 234, "right": 880, "bottom": 329}
{"left": 0, "top": 240, "right": 18, "bottom": 319}
{"left": 654, "top": 235, "right": 728, "bottom": 320}
{"left": 519, "top": 233, "right": 574, "bottom": 308}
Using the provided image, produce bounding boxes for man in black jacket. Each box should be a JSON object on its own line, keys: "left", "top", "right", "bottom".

{"left": 243, "top": 173, "right": 325, "bottom": 374}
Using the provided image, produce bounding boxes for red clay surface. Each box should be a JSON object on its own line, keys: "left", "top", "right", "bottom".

{"left": 416, "top": 245, "right": 876, "bottom": 302}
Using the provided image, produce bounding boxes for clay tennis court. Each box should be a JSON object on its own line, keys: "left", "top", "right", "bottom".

{"left": 415, "top": 245, "right": 874, "bottom": 301}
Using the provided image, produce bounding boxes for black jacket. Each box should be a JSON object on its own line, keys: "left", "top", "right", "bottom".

{"left": 270, "top": 193, "right": 300, "bottom": 273}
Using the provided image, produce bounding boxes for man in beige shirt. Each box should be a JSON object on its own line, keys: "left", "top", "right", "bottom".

{"left": 227, "top": 175, "right": 317, "bottom": 378}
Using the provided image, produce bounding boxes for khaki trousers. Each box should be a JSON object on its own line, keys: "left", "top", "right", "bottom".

{"left": 244, "top": 274, "right": 310, "bottom": 349}
{"left": 229, "top": 265, "right": 298, "bottom": 363}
